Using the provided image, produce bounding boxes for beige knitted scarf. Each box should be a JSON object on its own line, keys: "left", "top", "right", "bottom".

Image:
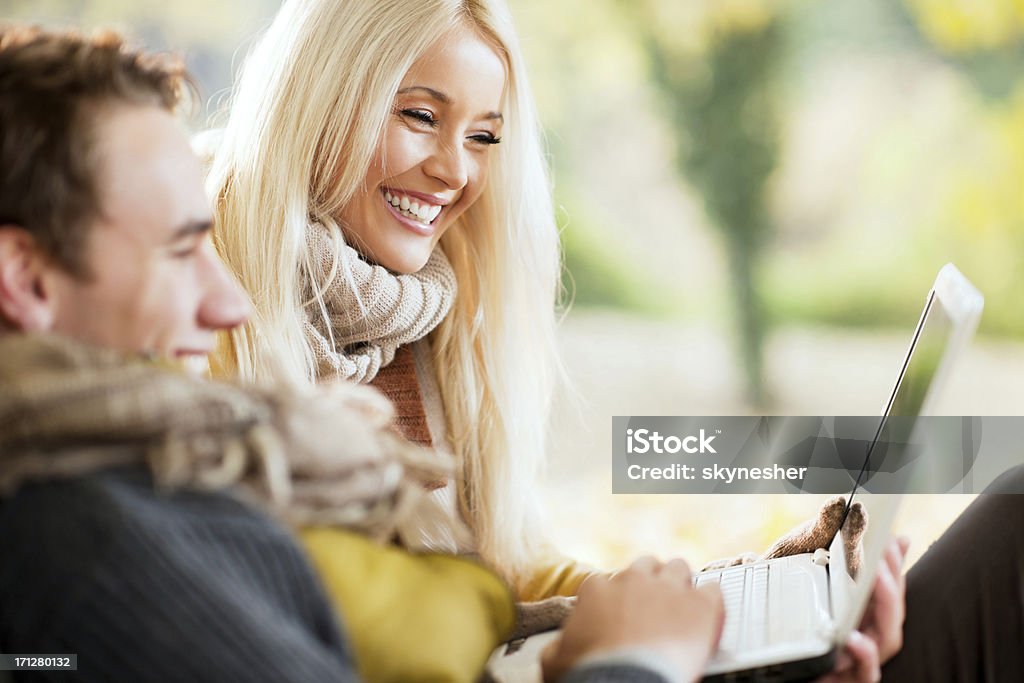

{"left": 0, "top": 333, "right": 452, "bottom": 538}
{"left": 304, "top": 223, "right": 457, "bottom": 383}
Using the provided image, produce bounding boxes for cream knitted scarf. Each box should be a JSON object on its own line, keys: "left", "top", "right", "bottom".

{"left": 304, "top": 223, "right": 457, "bottom": 383}
{"left": 0, "top": 334, "right": 451, "bottom": 538}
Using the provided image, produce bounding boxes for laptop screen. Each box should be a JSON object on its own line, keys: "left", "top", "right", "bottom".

{"left": 840, "top": 285, "right": 954, "bottom": 525}
{"left": 832, "top": 265, "right": 981, "bottom": 642}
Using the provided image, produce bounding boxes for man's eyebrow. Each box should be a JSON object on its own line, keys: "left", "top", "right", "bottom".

{"left": 167, "top": 220, "right": 212, "bottom": 242}
{"left": 398, "top": 86, "right": 503, "bottom": 122}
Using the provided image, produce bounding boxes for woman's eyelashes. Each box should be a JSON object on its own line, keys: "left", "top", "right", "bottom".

{"left": 401, "top": 108, "right": 437, "bottom": 127}
{"left": 399, "top": 108, "right": 501, "bottom": 145}
{"left": 469, "top": 132, "right": 501, "bottom": 145}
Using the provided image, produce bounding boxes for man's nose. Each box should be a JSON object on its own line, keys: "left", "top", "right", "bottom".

{"left": 198, "top": 251, "right": 252, "bottom": 332}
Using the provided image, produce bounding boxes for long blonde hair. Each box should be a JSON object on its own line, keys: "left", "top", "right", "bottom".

{"left": 208, "top": 0, "right": 564, "bottom": 589}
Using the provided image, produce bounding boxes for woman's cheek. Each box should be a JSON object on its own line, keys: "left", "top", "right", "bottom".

{"left": 464, "top": 159, "right": 488, "bottom": 205}
{"left": 382, "top": 128, "right": 429, "bottom": 175}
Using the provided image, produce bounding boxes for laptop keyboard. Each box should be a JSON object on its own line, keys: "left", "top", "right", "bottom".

{"left": 694, "top": 562, "right": 818, "bottom": 654}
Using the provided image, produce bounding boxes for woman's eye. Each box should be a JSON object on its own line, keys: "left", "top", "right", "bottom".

{"left": 401, "top": 109, "right": 437, "bottom": 126}
{"left": 469, "top": 133, "right": 502, "bottom": 146}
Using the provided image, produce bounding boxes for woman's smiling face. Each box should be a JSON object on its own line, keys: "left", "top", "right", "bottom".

{"left": 338, "top": 24, "right": 507, "bottom": 274}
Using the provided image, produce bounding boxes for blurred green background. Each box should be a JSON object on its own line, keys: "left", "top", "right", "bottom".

{"left": 7, "top": 0, "right": 1024, "bottom": 399}
{"left": 5, "top": 0, "right": 1020, "bottom": 569}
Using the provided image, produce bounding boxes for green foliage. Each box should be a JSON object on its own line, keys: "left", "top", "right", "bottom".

{"left": 898, "top": 0, "right": 1024, "bottom": 100}
{"left": 636, "top": 6, "right": 785, "bottom": 405}
{"left": 648, "top": 23, "right": 782, "bottom": 246}
{"left": 11, "top": 0, "right": 1024, "bottom": 346}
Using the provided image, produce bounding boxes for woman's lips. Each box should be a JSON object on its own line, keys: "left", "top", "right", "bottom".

{"left": 381, "top": 191, "right": 438, "bottom": 237}
{"left": 382, "top": 186, "right": 451, "bottom": 207}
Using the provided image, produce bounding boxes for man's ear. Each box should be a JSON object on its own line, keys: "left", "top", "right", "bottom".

{"left": 0, "top": 226, "right": 57, "bottom": 331}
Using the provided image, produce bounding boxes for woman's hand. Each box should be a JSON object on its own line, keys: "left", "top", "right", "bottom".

{"left": 702, "top": 496, "right": 868, "bottom": 574}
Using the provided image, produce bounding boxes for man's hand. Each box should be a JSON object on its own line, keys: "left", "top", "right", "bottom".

{"left": 816, "top": 631, "right": 881, "bottom": 683}
{"left": 858, "top": 536, "right": 908, "bottom": 664}
{"left": 815, "top": 536, "right": 909, "bottom": 682}
{"left": 541, "top": 556, "right": 724, "bottom": 683}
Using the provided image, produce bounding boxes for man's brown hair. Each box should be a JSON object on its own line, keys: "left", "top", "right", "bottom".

{"left": 0, "top": 25, "right": 192, "bottom": 277}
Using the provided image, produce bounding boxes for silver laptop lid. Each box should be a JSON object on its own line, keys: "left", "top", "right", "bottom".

{"left": 832, "top": 263, "right": 983, "bottom": 643}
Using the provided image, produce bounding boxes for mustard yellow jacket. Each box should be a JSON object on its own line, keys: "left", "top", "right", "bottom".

{"left": 300, "top": 528, "right": 598, "bottom": 683}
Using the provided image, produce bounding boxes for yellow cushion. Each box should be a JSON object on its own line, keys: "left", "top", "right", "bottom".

{"left": 300, "top": 527, "right": 515, "bottom": 683}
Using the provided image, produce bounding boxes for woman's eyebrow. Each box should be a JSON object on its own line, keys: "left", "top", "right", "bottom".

{"left": 398, "top": 85, "right": 503, "bottom": 122}
{"left": 398, "top": 85, "right": 450, "bottom": 103}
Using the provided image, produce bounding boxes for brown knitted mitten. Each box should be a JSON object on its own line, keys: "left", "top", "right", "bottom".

{"left": 702, "top": 496, "right": 868, "bottom": 578}
{"left": 508, "top": 596, "right": 576, "bottom": 642}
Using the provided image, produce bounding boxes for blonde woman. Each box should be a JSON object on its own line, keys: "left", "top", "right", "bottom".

{"left": 207, "top": 0, "right": 859, "bottom": 608}
{"left": 208, "top": 0, "right": 577, "bottom": 601}
{"left": 202, "top": 4, "right": 948, "bottom": 681}
{"left": 171, "top": 0, "right": 1024, "bottom": 677}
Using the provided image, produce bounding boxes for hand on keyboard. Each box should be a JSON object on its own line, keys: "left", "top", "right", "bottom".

{"left": 541, "top": 556, "right": 724, "bottom": 683}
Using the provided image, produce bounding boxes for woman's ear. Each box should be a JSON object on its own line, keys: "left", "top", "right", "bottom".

{"left": 0, "top": 226, "right": 57, "bottom": 331}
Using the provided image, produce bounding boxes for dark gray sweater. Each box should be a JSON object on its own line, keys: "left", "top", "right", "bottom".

{"left": 0, "top": 466, "right": 666, "bottom": 683}
{"left": 0, "top": 466, "right": 355, "bottom": 682}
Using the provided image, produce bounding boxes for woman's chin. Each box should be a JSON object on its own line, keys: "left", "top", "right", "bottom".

{"left": 376, "top": 247, "right": 432, "bottom": 275}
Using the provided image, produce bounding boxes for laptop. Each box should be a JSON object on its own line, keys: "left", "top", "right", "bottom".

{"left": 697, "top": 263, "right": 983, "bottom": 681}
{"left": 485, "top": 263, "right": 983, "bottom": 683}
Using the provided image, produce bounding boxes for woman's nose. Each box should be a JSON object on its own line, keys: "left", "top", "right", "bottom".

{"left": 423, "top": 138, "right": 469, "bottom": 191}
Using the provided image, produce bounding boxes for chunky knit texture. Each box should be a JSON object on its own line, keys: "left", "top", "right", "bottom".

{"left": 305, "top": 224, "right": 457, "bottom": 383}
{"left": 0, "top": 333, "right": 450, "bottom": 538}
{"left": 701, "top": 496, "right": 868, "bottom": 578}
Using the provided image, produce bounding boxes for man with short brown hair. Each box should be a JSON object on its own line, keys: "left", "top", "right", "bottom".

{"left": 0, "top": 25, "right": 187, "bottom": 275}
{"left": 0, "top": 24, "right": 248, "bottom": 354}
{"left": 0, "top": 25, "right": 366, "bottom": 682}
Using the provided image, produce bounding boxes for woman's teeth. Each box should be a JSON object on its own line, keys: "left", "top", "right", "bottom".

{"left": 384, "top": 191, "right": 443, "bottom": 224}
